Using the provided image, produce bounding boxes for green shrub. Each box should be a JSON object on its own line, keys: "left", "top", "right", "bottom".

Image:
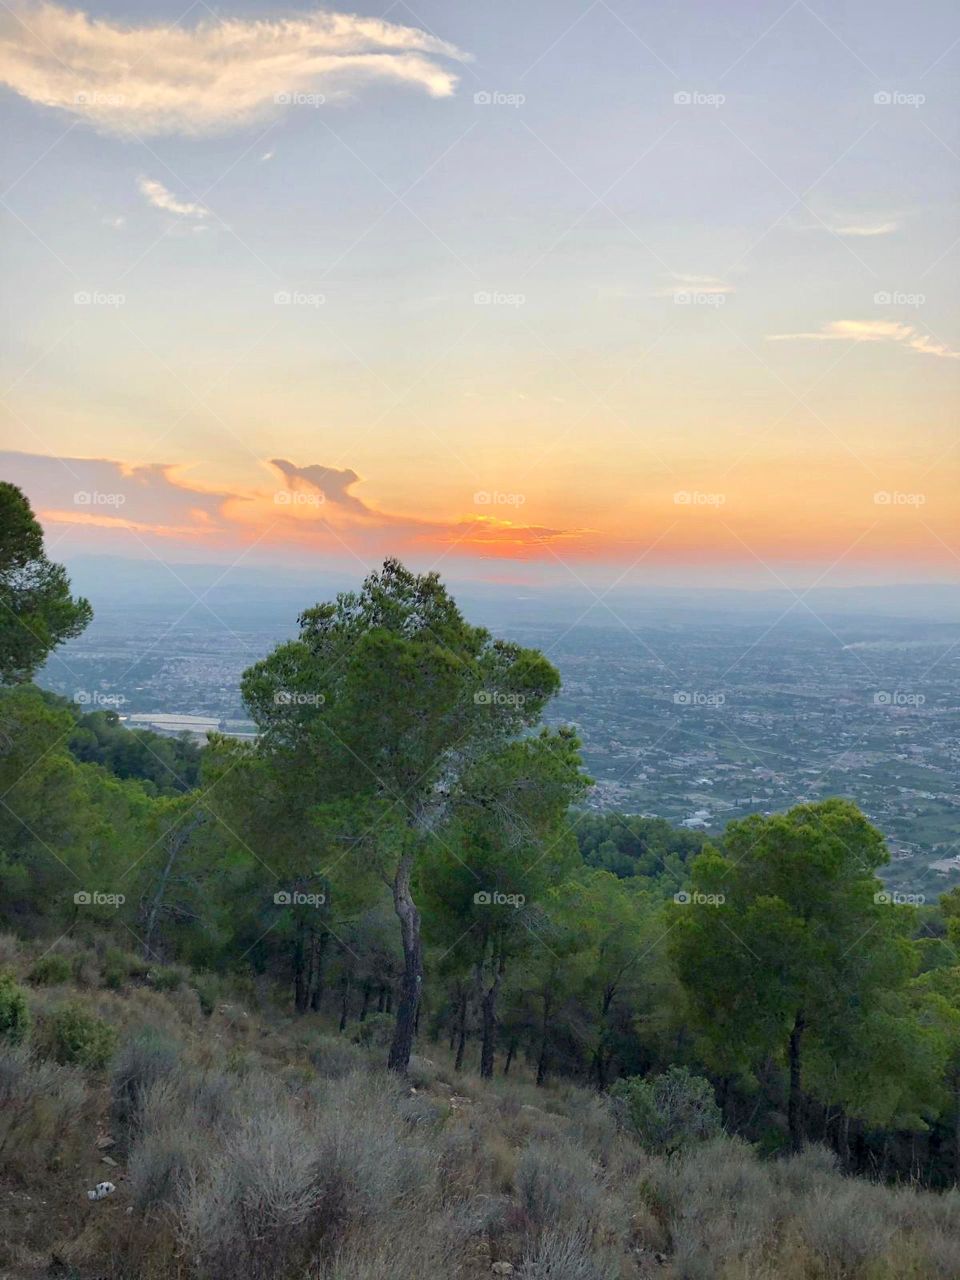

{"left": 28, "top": 953, "right": 72, "bottom": 985}
{"left": 353, "top": 1011, "right": 393, "bottom": 1048}
{"left": 191, "top": 971, "right": 219, "bottom": 1017}
{"left": 47, "top": 1001, "right": 117, "bottom": 1069}
{"left": 101, "top": 947, "right": 130, "bottom": 990}
{"left": 151, "top": 965, "right": 186, "bottom": 992}
{"left": 0, "top": 971, "right": 30, "bottom": 1045}
{"left": 610, "top": 1066, "right": 721, "bottom": 1153}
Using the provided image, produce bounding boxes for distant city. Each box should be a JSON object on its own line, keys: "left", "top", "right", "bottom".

{"left": 42, "top": 558, "right": 960, "bottom": 900}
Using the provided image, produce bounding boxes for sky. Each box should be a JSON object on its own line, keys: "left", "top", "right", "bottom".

{"left": 0, "top": 0, "right": 958, "bottom": 591}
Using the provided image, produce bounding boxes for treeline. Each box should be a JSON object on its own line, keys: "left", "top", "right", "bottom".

{"left": 2, "top": 482, "right": 960, "bottom": 1187}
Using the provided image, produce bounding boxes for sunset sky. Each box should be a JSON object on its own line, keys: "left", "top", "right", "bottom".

{"left": 1, "top": 0, "right": 957, "bottom": 588}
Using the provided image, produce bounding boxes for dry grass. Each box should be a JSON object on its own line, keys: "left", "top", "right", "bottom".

{"left": 0, "top": 963, "right": 958, "bottom": 1280}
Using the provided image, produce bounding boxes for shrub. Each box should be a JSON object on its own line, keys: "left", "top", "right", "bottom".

{"left": 353, "top": 1011, "right": 393, "bottom": 1047}
{"left": 111, "top": 1031, "right": 181, "bottom": 1139}
{"left": 45, "top": 1001, "right": 117, "bottom": 1068}
{"left": 519, "top": 1228, "right": 618, "bottom": 1280}
{"left": 191, "top": 972, "right": 220, "bottom": 1016}
{"left": 0, "top": 1046, "right": 87, "bottom": 1178}
{"left": 28, "top": 952, "right": 72, "bottom": 985}
{"left": 128, "top": 1121, "right": 207, "bottom": 1212}
{"left": 176, "top": 1103, "right": 322, "bottom": 1279}
{"left": 151, "top": 965, "right": 186, "bottom": 992}
{"left": 515, "top": 1138, "right": 603, "bottom": 1238}
{"left": 610, "top": 1066, "right": 721, "bottom": 1153}
{"left": 311, "top": 1033, "right": 366, "bottom": 1079}
{"left": 0, "top": 971, "right": 30, "bottom": 1045}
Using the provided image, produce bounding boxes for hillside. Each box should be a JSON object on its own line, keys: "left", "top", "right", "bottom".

{"left": 2, "top": 933, "right": 959, "bottom": 1280}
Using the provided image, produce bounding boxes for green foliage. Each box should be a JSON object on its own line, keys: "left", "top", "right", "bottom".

{"left": 29, "top": 952, "right": 72, "bottom": 985}
{"left": 354, "top": 1012, "right": 394, "bottom": 1047}
{"left": 576, "top": 812, "right": 705, "bottom": 884}
{"left": 610, "top": 1065, "right": 722, "bottom": 1152}
{"left": 0, "top": 482, "right": 92, "bottom": 683}
{"left": 151, "top": 965, "right": 186, "bottom": 992}
{"left": 45, "top": 1000, "right": 117, "bottom": 1068}
{"left": 68, "top": 707, "right": 202, "bottom": 794}
{"left": 670, "top": 800, "right": 921, "bottom": 1139}
{"left": 0, "top": 970, "right": 30, "bottom": 1044}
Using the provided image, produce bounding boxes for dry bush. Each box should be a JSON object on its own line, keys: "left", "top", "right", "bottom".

{"left": 111, "top": 1031, "right": 182, "bottom": 1142}
{"left": 514, "top": 1137, "right": 604, "bottom": 1240}
{"left": 310, "top": 1031, "right": 367, "bottom": 1079}
{"left": 0, "top": 1045, "right": 87, "bottom": 1179}
{"left": 518, "top": 1228, "right": 618, "bottom": 1280}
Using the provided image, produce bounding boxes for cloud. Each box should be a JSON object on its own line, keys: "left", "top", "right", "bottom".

{"left": 786, "top": 210, "right": 900, "bottom": 238}
{"left": 0, "top": 451, "right": 240, "bottom": 537}
{"left": 270, "top": 458, "right": 369, "bottom": 514}
{"left": 831, "top": 220, "right": 899, "bottom": 238}
{"left": 0, "top": 2, "right": 468, "bottom": 137}
{"left": 137, "top": 176, "right": 208, "bottom": 219}
{"left": 767, "top": 319, "right": 958, "bottom": 360}
{"left": 654, "top": 273, "right": 734, "bottom": 299}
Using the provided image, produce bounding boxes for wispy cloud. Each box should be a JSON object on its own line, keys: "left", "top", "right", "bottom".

{"left": 788, "top": 211, "right": 900, "bottom": 238}
{"left": 0, "top": 2, "right": 468, "bottom": 136}
{"left": 654, "top": 273, "right": 735, "bottom": 299}
{"left": 137, "top": 177, "right": 208, "bottom": 219}
{"left": 768, "top": 319, "right": 958, "bottom": 359}
{"left": 830, "top": 220, "right": 899, "bottom": 238}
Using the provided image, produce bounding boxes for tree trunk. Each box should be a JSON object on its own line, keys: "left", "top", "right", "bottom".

{"left": 309, "top": 929, "right": 329, "bottom": 1012}
{"left": 142, "top": 812, "right": 205, "bottom": 961}
{"left": 536, "top": 1033, "right": 549, "bottom": 1087}
{"left": 339, "top": 974, "right": 350, "bottom": 1032}
{"left": 454, "top": 989, "right": 468, "bottom": 1072}
{"left": 378, "top": 985, "right": 386, "bottom": 1014}
{"left": 536, "top": 993, "right": 552, "bottom": 1087}
{"left": 360, "top": 980, "right": 371, "bottom": 1022}
{"left": 788, "top": 1009, "right": 805, "bottom": 1152}
{"left": 387, "top": 852, "right": 422, "bottom": 1073}
{"left": 503, "top": 1038, "right": 516, "bottom": 1076}
{"left": 480, "top": 955, "right": 504, "bottom": 1080}
{"left": 293, "top": 919, "right": 309, "bottom": 1014}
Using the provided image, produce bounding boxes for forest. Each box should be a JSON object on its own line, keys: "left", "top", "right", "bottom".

{"left": 3, "top": 479, "right": 960, "bottom": 1196}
